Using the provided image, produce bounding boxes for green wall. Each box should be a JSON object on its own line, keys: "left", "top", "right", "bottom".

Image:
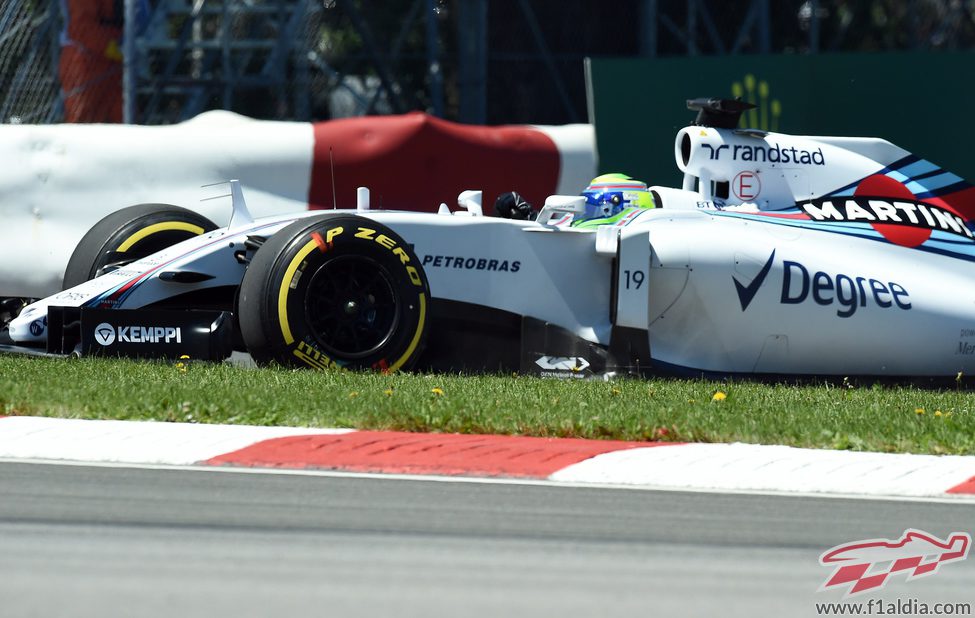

{"left": 588, "top": 53, "right": 975, "bottom": 187}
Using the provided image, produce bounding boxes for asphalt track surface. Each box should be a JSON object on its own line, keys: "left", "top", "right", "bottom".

{"left": 1, "top": 461, "right": 974, "bottom": 618}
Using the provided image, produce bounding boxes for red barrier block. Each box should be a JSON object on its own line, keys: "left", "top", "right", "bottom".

{"left": 309, "top": 113, "right": 561, "bottom": 215}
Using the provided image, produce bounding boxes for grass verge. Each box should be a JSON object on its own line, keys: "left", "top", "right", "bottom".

{"left": 1, "top": 354, "right": 974, "bottom": 455}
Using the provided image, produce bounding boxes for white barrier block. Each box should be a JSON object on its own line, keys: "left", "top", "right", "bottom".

{"left": 0, "top": 111, "right": 313, "bottom": 296}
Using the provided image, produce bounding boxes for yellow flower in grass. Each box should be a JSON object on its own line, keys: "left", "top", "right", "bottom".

{"left": 349, "top": 391, "right": 359, "bottom": 399}
{"left": 935, "top": 410, "right": 943, "bottom": 417}
{"left": 431, "top": 387, "right": 444, "bottom": 396}
{"left": 711, "top": 391, "right": 727, "bottom": 402}
{"left": 915, "top": 408, "right": 925, "bottom": 415}
{"left": 384, "top": 388, "right": 394, "bottom": 397}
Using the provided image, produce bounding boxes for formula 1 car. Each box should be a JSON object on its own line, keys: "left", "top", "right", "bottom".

{"left": 5, "top": 98, "right": 975, "bottom": 378}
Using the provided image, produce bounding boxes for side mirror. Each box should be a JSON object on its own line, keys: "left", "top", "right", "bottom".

{"left": 456, "top": 190, "right": 483, "bottom": 216}
{"left": 536, "top": 195, "right": 586, "bottom": 227}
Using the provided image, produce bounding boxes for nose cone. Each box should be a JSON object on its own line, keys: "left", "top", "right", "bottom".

{"left": 7, "top": 307, "right": 46, "bottom": 344}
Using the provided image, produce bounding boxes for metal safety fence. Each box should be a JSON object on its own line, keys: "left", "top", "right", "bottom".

{"left": 0, "top": 0, "right": 62, "bottom": 123}
{"left": 3, "top": 0, "right": 975, "bottom": 126}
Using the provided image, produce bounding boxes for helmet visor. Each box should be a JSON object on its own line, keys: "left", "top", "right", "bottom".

{"left": 582, "top": 191, "right": 624, "bottom": 219}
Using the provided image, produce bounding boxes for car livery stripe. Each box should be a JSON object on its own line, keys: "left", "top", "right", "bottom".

{"left": 115, "top": 222, "right": 206, "bottom": 253}
{"left": 914, "top": 180, "right": 972, "bottom": 200}
{"left": 744, "top": 211, "right": 809, "bottom": 220}
{"left": 551, "top": 213, "right": 573, "bottom": 227}
{"left": 277, "top": 239, "right": 319, "bottom": 345}
{"left": 388, "top": 293, "right": 426, "bottom": 372}
{"left": 825, "top": 158, "right": 973, "bottom": 204}
{"left": 822, "top": 155, "right": 924, "bottom": 198}
{"left": 86, "top": 220, "right": 287, "bottom": 308}
{"left": 85, "top": 279, "right": 135, "bottom": 307}
{"left": 886, "top": 154, "right": 922, "bottom": 172}
{"left": 91, "top": 271, "right": 155, "bottom": 307}
{"left": 905, "top": 173, "right": 965, "bottom": 194}
{"left": 892, "top": 158, "right": 936, "bottom": 178}
{"left": 912, "top": 167, "right": 956, "bottom": 181}
{"left": 614, "top": 208, "right": 644, "bottom": 227}
{"left": 586, "top": 183, "right": 647, "bottom": 190}
{"left": 709, "top": 210, "right": 975, "bottom": 263}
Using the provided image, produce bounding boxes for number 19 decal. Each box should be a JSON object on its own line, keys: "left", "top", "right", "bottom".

{"left": 623, "top": 270, "right": 645, "bottom": 290}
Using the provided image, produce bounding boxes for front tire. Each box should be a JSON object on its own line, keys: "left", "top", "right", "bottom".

{"left": 63, "top": 203, "right": 218, "bottom": 289}
{"left": 238, "top": 214, "right": 429, "bottom": 371}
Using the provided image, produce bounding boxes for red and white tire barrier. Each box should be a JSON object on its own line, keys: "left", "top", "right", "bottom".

{"left": 1, "top": 416, "right": 974, "bottom": 498}
{"left": 1, "top": 112, "right": 594, "bottom": 298}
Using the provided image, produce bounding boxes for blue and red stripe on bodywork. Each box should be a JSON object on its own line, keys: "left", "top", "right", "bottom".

{"left": 84, "top": 220, "right": 287, "bottom": 309}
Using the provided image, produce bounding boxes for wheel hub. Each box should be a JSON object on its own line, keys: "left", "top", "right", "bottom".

{"left": 304, "top": 255, "right": 399, "bottom": 359}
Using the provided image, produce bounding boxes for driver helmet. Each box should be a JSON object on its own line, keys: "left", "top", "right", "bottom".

{"left": 581, "top": 173, "right": 655, "bottom": 220}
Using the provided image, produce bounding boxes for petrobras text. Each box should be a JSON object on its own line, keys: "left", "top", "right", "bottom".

{"left": 421, "top": 255, "right": 522, "bottom": 272}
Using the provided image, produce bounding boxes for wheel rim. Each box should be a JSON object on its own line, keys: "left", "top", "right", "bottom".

{"left": 304, "top": 255, "right": 400, "bottom": 359}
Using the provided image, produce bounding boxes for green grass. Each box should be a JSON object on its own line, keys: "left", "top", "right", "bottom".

{"left": 2, "top": 354, "right": 975, "bottom": 455}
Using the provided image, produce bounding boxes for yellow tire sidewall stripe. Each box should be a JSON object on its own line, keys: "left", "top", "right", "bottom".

{"left": 388, "top": 293, "right": 426, "bottom": 372}
{"left": 116, "top": 221, "right": 205, "bottom": 252}
{"left": 277, "top": 239, "right": 319, "bottom": 345}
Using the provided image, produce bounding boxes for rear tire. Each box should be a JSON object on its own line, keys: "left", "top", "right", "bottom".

{"left": 62, "top": 204, "right": 218, "bottom": 289}
{"left": 238, "top": 214, "right": 429, "bottom": 371}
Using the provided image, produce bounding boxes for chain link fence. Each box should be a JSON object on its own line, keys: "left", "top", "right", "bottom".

{"left": 0, "top": 0, "right": 62, "bottom": 123}
{"left": 3, "top": 0, "right": 975, "bottom": 126}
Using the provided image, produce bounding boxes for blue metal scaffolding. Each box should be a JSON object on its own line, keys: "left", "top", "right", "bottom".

{"left": 3, "top": 0, "right": 972, "bottom": 126}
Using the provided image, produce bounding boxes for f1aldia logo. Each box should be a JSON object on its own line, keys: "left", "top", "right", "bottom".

{"left": 93, "top": 322, "right": 182, "bottom": 346}
{"left": 818, "top": 529, "right": 970, "bottom": 597}
{"left": 734, "top": 252, "right": 912, "bottom": 318}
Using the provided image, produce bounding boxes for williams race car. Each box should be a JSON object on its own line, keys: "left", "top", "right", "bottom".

{"left": 5, "top": 98, "right": 975, "bottom": 379}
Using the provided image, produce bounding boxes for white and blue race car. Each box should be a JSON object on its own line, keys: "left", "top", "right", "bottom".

{"left": 5, "top": 98, "right": 975, "bottom": 378}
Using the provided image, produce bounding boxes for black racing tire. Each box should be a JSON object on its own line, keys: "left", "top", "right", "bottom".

{"left": 238, "top": 214, "right": 430, "bottom": 371}
{"left": 62, "top": 204, "right": 218, "bottom": 289}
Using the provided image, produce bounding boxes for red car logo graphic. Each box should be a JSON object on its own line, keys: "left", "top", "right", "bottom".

{"left": 819, "top": 529, "right": 970, "bottom": 596}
